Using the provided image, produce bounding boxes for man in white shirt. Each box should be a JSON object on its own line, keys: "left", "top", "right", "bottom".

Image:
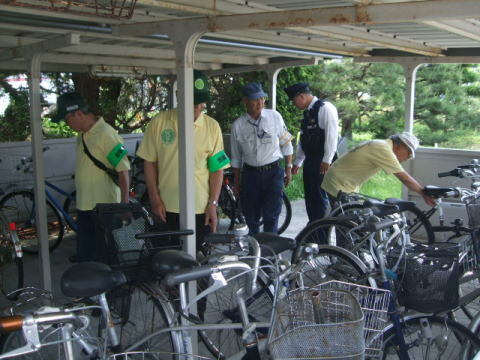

{"left": 231, "top": 83, "right": 294, "bottom": 234}
{"left": 284, "top": 82, "right": 339, "bottom": 222}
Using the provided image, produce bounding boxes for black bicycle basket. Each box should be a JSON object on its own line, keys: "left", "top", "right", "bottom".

{"left": 389, "top": 242, "right": 460, "bottom": 314}
{"left": 95, "top": 203, "right": 182, "bottom": 275}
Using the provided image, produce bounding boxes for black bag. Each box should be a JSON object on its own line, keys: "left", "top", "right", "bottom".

{"left": 82, "top": 135, "right": 119, "bottom": 186}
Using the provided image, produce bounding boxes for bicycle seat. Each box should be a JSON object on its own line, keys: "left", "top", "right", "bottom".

{"left": 61, "top": 262, "right": 127, "bottom": 298}
{"left": 423, "top": 185, "right": 455, "bottom": 198}
{"left": 364, "top": 199, "right": 399, "bottom": 217}
{"left": 253, "top": 232, "right": 296, "bottom": 256}
{"left": 384, "top": 198, "right": 418, "bottom": 211}
{"left": 151, "top": 249, "right": 199, "bottom": 279}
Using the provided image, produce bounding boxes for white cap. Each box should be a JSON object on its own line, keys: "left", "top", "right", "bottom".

{"left": 397, "top": 132, "right": 420, "bottom": 159}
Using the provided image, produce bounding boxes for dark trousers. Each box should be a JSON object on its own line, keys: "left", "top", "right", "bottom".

{"left": 303, "top": 158, "right": 329, "bottom": 223}
{"left": 240, "top": 165, "right": 284, "bottom": 235}
{"left": 76, "top": 210, "right": 97, "bottom": 261}
{"left": 165, "top": 212, "right": 211, "bottom": 251}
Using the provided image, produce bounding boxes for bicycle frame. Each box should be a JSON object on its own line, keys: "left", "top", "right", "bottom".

{"left": 44, "top": 180, "right": 78, "bottom": 232}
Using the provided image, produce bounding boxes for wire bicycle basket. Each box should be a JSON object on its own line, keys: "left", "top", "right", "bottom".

{"left": 268, "top": 282, "right": 367, "bottom": 359}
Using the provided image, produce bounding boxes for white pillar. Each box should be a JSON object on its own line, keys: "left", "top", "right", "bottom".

{"left": 27, "top": 54, "right": 52, "bottom": 291}
{"left": 266, "top": 68, "right": 281, "bottom": 110}
{"left": 403, "top": 62, "right": 421, "bottom": 133}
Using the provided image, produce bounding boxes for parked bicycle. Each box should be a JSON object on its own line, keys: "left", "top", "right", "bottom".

{"left": 0, "top": 213, "right": 23, "bottom": 300}
{"left": 217, "top": 169, "right": 292, "bottom": 234}
{"left": 0, "top": 154, "right": 77, "bottom": 254}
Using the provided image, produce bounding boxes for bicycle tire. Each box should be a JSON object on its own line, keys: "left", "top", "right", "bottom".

{"left": 381, "top": 314, "right": 480, "bottom": 359}
{"left": 108, "top": 282, "right": 179, "bottom": 356}
{"left": 293, "top": 244, "right": 370, "bottom": 287}
{"left": 331, "top": 201, "right": 435, "bottom": 245}
{"left": 217, "top": 184, "right": 237, "bottom": 231}
{"left": 62, "top": 190, "right": 78, "bottom": 231}
{"left": 198, "top": 270, "right": 273, "bottom": 359}
{"left": 294, "top": 217, "right": 362, "bottom": 248}
{"left": 0, "top": 190, "right": 64, "bottom": 254}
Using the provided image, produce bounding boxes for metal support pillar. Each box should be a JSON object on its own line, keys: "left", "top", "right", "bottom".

{"left": 168, "top": 29, "right": 204, "bottom": 353}
{"left": 266, "top": 68, "right": 281, "bottom": 110}
{"left": 27, "top": 54, "right": 52, "bottom": 291}
{"left": 401, "top": 61, "right": 421, "bottom": 199}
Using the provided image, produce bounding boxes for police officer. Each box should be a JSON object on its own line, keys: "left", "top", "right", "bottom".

{"left": 284, "top": 82, "right": 339, "bottom": 222}
{"left": 231, "top": 82, "right": 294, "bottom": 234}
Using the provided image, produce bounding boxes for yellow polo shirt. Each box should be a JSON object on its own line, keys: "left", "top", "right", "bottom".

{"left": 75, "top": 117, "right": 130, "bottom": 211}
{"left": 137, "top": 109, "right": 229, "bottom": 214}
{"left": 322, "top": 139, "right": 404, "bottom": 196}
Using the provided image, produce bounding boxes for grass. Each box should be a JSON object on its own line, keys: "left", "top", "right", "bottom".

{"left": 285, "top": 169, "right": 402, "bottom": 201}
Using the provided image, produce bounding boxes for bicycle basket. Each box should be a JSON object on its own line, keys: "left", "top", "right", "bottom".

{"left": 466, "top": 194, "right": 480, "bottom": 228}
{"left": 268, "top": 285, "right": 365, "bottom": 359}
{"left": 389, "top": 242, "right": 460, "bottom": 314}
{"left": 95, "top": 203, "right": 181, "bottom": 274}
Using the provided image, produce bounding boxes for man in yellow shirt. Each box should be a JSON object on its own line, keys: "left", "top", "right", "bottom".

{"left": 52, "top": 92, "right": 130, "bottom": 262}
{"left": 322, "top": 132, "right": 436, "bottom": 207}
{"left": 137, "top": 71, "right": 230, "bottom": 249}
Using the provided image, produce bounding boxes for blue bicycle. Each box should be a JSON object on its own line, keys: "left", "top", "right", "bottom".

{"left": 0, "top": 156, "right": 77, "bottom": 254}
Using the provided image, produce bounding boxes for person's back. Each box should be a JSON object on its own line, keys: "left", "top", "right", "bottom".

{"left": 322, "top": 139, "right": 403, "bottom": 196}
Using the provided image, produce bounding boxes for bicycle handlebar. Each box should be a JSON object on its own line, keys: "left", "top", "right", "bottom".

{"left": 0, "top": 316, "right": 23, "bottom": 334}
{"left": 164, "top": 264, "right": 213, "bottom": 286}
{"left": 135, "top": 229, "right": 194, "bottom": 239}
{"left": 363, "top": 217, "right": 403, "bottom": 233}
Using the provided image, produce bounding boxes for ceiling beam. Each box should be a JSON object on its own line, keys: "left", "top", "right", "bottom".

{"left": 354, "top": 55, "right": 480, "bottom": 64}
{"left": 205, "top": 58, "right": 320, "bottom": 76}
{"left": 113, "top": 0, "right": 480, "bottom": 37}
{"left": 423, "top": 19, "right": 480, "bottom": 42}
{"left": 0, "top": 33, "right": 80, "bottom": 61}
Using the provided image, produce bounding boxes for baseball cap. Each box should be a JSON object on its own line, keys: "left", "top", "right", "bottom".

{"left": 242, "top": 82, "right": 267, "bottom": 100}
{"left": 284, "top": 82, "right": 311, "bottom": 100}
{"left": 52, "top": 92, "right": 88, "bottom": 123}
{"left": 194, "top": 70, "right": 211, "bottom": 105}
{"left": 397, "top": 131, "right": 420, "bottom": 159}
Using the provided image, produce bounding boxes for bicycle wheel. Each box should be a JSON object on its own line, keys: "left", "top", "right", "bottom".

{"left": 108, "top": 282, "right": 179, "bottom": 356}
{"left": 198, "top": 271, "right": 273, "bottom": 359}
{"left": 402, "top": 205, "right": 435, "bottom": 244}
{"left": 62, "top": 190, "right": 78, "bottom": 231}
{"left": 217, "top": 184, "right": 237, "bottom": 232}
{"left": 294, "top": 245, "right": 370, "bottom": 287}
{"left": 0, "top": 190, "right": 64, "bottom": 254}
{"left": 381, "top": 315, "right": 480, "bottom": 359}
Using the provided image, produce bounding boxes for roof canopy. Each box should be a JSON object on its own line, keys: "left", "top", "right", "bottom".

{"left": 1, "top": 0, "right": 479, "bottom": 75}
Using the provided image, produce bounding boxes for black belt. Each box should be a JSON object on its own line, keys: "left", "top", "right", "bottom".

{"left": 243, "top": 160, "right": 279, "bottom": 172}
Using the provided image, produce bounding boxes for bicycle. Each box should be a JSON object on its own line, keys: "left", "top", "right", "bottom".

{"left": 0, "top": 213, "right": 23, "bottom": 300}
{"left": 329, "top": 159, "right": 480, "bottom": 245}
{"left": 0, "top": 154, "right": 77, "bottom": 254}
{"left": 217, "top": 169, "right": 292, "bottom": 234}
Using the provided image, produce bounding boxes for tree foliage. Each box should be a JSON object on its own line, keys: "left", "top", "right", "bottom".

{"left": 1, "top": 62, "right": 479, "bottom": 149}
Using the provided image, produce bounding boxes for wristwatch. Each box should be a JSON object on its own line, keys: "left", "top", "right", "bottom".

{"left": 209, "top": 200, "right": 219, "bottom": 207}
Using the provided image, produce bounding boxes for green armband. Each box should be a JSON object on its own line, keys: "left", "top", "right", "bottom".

{"left": 208, "top": 150, "right": 230, "bottom": 172}
{"left": 107, "top": 143, "right": 128, "bottom": 167}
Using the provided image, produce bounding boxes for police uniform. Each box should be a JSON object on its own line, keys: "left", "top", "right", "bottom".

{"left": 285, "top": 83, "right": 339, "bottom": 222}
{"left": 231, "top": 108, "right": 293, "bottom": 234}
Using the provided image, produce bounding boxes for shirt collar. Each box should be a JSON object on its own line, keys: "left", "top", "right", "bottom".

{"left": 307, "top": 96, "right": 319, "bottom": 111}
{"left": 84, "top": 116, "right": 103, "bottom": 135}
{"left": 246, "top": 109, "right": 264, "bottom": 123}
{"left": 194, "top": 112, "right": 205, "bottom": 128}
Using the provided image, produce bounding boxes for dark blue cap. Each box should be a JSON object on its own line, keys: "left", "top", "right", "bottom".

{"left": 284, "top": 82, "right": 311, "bottom": 100}
{"left": 52, "top": 92, "right": 88, "bottom": 123}
{"left": 242, "top": 82, "right": 267, "bottom": 100}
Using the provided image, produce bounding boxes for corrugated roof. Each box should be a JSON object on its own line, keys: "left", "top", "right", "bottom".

{"left": 0, "top": 0, "right": 479, "bottom": 74}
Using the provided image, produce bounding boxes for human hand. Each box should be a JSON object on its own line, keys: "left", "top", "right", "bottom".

{"left": 319, "top": 162, "right": 330, "bottom": 174}
{"left": 151, "top": 197, "right": 167, "bottom": 222}
{"left": 205, "top": 204, "right": 218, "bottom": 232}
{"left": 292, "top": 165, "right": 300, "bottom": 175}
{"left": 423, "top": 194, "right": 437, "bottom": 207}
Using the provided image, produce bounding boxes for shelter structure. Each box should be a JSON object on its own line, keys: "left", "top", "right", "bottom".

{"left": 0, "top": 0, "right": 480, "bottom": 291}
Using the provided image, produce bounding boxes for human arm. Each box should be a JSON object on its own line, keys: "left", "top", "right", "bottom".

{"left": 394, "top": 171, "right": 436, "bottom": 207}
{"left": 144, "top": 160, "right": 167, "bottom": 222}
{"left": 284, "top": 155, "right": 293, "bottom": 186}
{"left": 321, "top": 102, "right": 339, "bottom": 165}
{"left": 205, "top": 169, "right": 223, "bottom": 232}
{"left": 292, "top": 140, "right": 304, "bottom": 174}
{"left": 117, "top": 170, "right": 130, "bottom": 203}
